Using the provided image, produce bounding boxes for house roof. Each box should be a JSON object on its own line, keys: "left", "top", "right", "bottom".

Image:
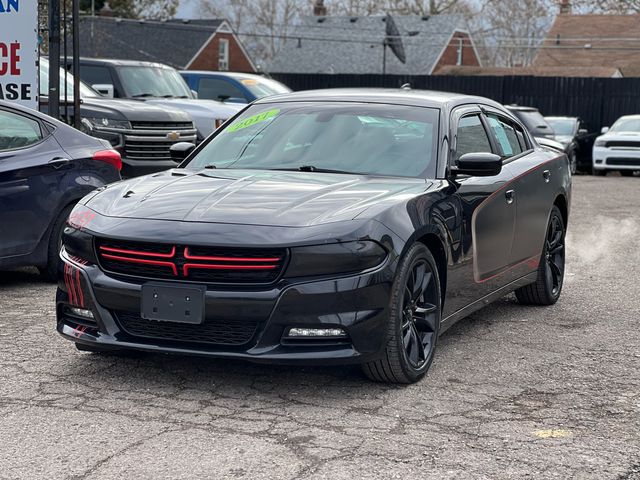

{"left": 533, "top": 14, "right": 640, "bottom": 76}
{"left": 74, "top": 16, "right": 225, "bottom": 69}
{"left": 435, "top": 65, "right": 623, "bottom": 78}
{"left": 268, "top": 14, "right": 470, "bottom": 75}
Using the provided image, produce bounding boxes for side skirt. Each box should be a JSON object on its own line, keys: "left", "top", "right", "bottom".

{"left": 439, "top": 272, "right": 537, "bottom": 334}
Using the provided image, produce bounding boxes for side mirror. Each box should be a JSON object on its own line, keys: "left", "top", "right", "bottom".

{"left": 170, "top": 142, "right": 196, "bottom": 162}
{"left": 191, "top": 89, "right": 198, "bottom": 99}
{"left": 578, "top": 128, "right": 588, "bottom": 135}
{"left": 452, "top": 152, "right": 502, "bottom": 177}
{"left": 601, "top": 126, "right": 609, "bottom": 134}
{"left": 92, "top": 84, "right": 115, "bottom": 98}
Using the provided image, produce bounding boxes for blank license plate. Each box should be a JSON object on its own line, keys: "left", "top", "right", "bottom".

{"left": 141, "top": 283, "right": 205, "bottom": 324}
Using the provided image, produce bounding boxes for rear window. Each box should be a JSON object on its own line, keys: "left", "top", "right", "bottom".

{"left": 185, "top": 102, "right": 439, "bottom": 178}
{"left": 514, "top": 110, "right": 554, "bottom": 135}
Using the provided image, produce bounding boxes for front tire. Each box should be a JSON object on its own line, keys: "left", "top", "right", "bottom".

{"left": 363, "top": 243, "right": 441, "bottom": 384}
{"left": 515, "top": 206, "right": 566, "bottom": 306}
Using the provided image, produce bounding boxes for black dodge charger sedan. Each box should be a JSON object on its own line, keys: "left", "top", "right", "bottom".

{"left": 57, "top": 89, "right": 570, "bottom": 383}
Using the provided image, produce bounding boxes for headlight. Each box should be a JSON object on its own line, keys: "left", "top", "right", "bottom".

{"left": 62, "top": 225, "right": 97, "bottom": 264}
{"left": 285, "top": 241, "right": 387, "bottom": 278}
{"left": 81, "top": 117, "right": 131, "bottom": 131}
{"left": 594, "top": 139, "right": 607, "bottom": 147}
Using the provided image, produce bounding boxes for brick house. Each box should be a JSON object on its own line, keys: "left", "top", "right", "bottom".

{"left": 269, "top": 14, "right": 481, "bottom": 75}
{"left": 532, "top": 13, "right": 640, "bottom": 77}
{"left": 76, "top": 16, "right": 256, "bottom": 72}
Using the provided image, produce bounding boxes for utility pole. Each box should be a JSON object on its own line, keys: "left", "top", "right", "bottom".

{"left": 73, "top": 0, "right": 81, "bottom": 129}
{"left": 49, "top": 0, "right": 60, "bottom": 119}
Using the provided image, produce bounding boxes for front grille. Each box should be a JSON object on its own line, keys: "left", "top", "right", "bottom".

{"left": 605, "top": 140, "right": 640, "bottom": 148}
{"left": 130, "top": 121, "right": 194, "bottom": 130}
{"left": 606, "top": 158, "right": 640, "bottom": 166}
{"left": 95, "top": 238, "right": 287, "bottom": 284}
{"left": 115, "top": 311, "right": 258, "bottom": 345}
{"left": 123, "top": 121, "right": 197, "bottom": 161}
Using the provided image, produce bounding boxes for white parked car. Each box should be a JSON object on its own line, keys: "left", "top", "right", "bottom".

{"left": 592, "top": 115, "right": 640, "bottom": 176}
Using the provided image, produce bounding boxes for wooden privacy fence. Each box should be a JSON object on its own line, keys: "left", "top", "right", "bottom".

{"left": 270, "top": 73, "right": 640, "bottom": 131}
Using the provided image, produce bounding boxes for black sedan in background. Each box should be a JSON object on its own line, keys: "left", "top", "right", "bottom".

{"left": 57, "top": 90, "right": 570, "bottom": 383}
{"left": 545, "top": 116, "right": 597, "bottom": 174}
{"left": 0, "top": 100, "right": 121, "bottom": 279}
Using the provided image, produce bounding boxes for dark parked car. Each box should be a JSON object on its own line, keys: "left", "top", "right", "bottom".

{"left": 0, "top": 100, "right": 121, "bottom": 279}
{"left": 545, "top": 116, "right": 596, "bottom": 174}
{"left": 506, "top": 105, "right": 556, "bottom": 140}
{"left": 41, "top": 58, "right": 197, "bottom": 178}
{"left": 180, "top": 71, "right": 291, "bottom": 104}
{"left": 57, "top": 89, "right": 570, "bottom": 383}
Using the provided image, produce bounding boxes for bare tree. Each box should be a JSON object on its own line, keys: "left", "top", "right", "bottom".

{"left": 200, "top": 0, "right": 304, "bottom": 69}
{"left": 325, "top": 0, "right": 467, "bottom": 15}
{"left": 469, "top": 0, "right": 556, "bottom": 67}
{"left": 79, "top": 0, "right": 179, "bottom": 19}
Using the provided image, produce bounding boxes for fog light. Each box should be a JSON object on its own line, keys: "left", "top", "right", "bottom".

{"left": 68, "top": 307, "right": 94, "bottom": 320}
{"left": 595, "top": 159, "right": 603, "bottom": 164}
{"left": 288, "top": 327, "right": 347, "bottom": 337}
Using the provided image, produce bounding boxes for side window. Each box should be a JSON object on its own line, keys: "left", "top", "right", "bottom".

{"left": 487, "top": 114, "right": 525, "bottom": 159}
{"left": 79, "top": 65, "right": 113, "bottom": 86}
{"left": 197, "top": 78, "right": 246, "bottom": 102}
{"left": 0, "top": 110, "right": 43, "bottom": 151}
{"left": 455, "top": 114, "right": 492, "bottom": 162}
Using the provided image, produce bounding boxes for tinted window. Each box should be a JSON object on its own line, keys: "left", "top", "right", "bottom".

{"left": 0, "top": 110, "right": 43, "bottom": 151}
{"left": 185, "top": 102, "right": 439, "bottom": 178}
{"left": 487, "top": 114, "right": 524, "bottom": 158}
{"left": 79, "top": 65, "right": 113, "bottom": 86}
{"left": 513, "top": 110, "right": 554, "bottom": 135}
{"left": 198, "top": 78, "right": 247, "bottom": 101}
{"left": 455, "top": 115, "right": 492, "bottom": 162}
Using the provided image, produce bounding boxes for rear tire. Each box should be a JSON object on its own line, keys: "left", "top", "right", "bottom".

{"left": 363, "top": 243, "right": 441, "bottom": 384}
{"left": 39, "top": 204, "right": 74, "bottom": 282}
{"left": 515, "top": 206, "right": 565, "bottom": 306}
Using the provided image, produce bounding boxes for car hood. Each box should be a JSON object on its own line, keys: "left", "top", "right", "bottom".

{"left": 597, "top": 131, "right": 640, "bottom": 141}
{"left": 144, "top": 99, "right": 243, "bottom": 137}
{"left": 82, "top": 97, "right": 192, "bottom": 122}
{"left": 84, "top": 169, "right": 431, "bottom": 227}
{"left": 145, "top": 99, "right": 242, "bottom": 117}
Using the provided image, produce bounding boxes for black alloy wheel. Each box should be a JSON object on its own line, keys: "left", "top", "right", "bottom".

{"left": 363, "top": 243, "right": 441, "bottom": 383}
{"left": 515, "top": 205, "right": 566, "bottom": 305}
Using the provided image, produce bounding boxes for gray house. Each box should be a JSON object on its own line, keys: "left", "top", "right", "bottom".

{"left": 269, "top": 14, "right": 481, "bottom": 75}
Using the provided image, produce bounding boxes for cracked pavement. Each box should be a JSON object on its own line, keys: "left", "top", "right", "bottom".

{"left": 1, "top": 175, "right": 639, "bottom": 479}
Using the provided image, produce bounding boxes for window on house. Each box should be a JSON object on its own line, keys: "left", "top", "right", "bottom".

{"left": 218, "top": 39, "right": 229, "bottom": 71}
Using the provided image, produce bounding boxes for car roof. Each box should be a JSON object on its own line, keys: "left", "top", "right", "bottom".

{"left": 181, "top": 71, "right": 266, "bottom": 81}
{"left": 545, "top": 116, "right": 578, "bottom": 121}
{"left": 252, "top": 88, "right": 506, "bottom": 110}
{"left": 0, "top": 99, "right": 74, "bottom": 130}
{"left": 617, "top": 115, "right": 640, "bottom": 120}
{"left": 505, "top": 105, "right": 539, "bottom": 112}
{"left": 78, "top": 57, "right": 174, "bottom": 69}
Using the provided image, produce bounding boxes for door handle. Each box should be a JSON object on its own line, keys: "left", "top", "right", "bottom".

{"left": 49, "top": 157, "right": 71, "bottom": 169}
{"left": 505, "top": 189, "right": 515, "bottom": 205}
{"left": 543, "top": 169, "right": 551, "bottom": 183}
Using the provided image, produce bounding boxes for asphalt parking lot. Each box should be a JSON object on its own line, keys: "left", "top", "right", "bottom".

{"left": 1, "top": 174, "right": 639, "bottom": 480}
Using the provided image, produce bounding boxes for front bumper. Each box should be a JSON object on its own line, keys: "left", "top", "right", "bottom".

{"left": 592, "top": 147, "right": 640, "bottom": 171}
{"left": 56, "top": 249, "right": 395, "bottom": 365}
{"left": 120, "top": 157, "right": 179, "bottom": 178}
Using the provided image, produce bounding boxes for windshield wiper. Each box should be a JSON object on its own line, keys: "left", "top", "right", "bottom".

{"left": 203, "top": 164, "right": 217, "bottom": 169}
{"left": 296, "top": 165, "right": 354, "bottom": 174}
{"left": 132, "top": 93, "right": 155, "bottom": 98}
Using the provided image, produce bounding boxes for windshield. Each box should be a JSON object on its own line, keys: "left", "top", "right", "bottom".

{"left": 239, "top": 77, "right": 291, "bottom": 98}
{"left": 610, "top": 117, "right": 640, "bottom": 133}
{"left": 515, "top": 110, "right": 554, "bottom": 134}
{"left": 546, "top": 118, "right": 575, "bottom": 136}
{"left": 118, "top": 66, "right": 193, "bottom": 98}
{"left": 39, "top": 59, "right": 100, "bottom": 100}
{"left": 184, "top": 103, "right": 439, "bottom": 178}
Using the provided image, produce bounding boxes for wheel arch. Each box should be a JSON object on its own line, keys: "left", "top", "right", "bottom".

{"left": 415, "top": 233, "right": 448, "bottom": 310}
{"left": 553, "top": 193, "right": 568, "bottom": 227}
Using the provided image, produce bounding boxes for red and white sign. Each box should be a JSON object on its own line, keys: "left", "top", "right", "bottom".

{"left": 0, "top": 0, "right": 38, "bottom": 109}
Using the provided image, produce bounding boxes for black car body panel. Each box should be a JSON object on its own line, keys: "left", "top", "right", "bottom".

{"left": 56, "top": 89, "right": 571, "bottom": 365}
{"left": 0, "top": 100, "right": 120, "bottom": 271}
{"left": 545, "top": 116, "right": 597, "bottom": 172}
